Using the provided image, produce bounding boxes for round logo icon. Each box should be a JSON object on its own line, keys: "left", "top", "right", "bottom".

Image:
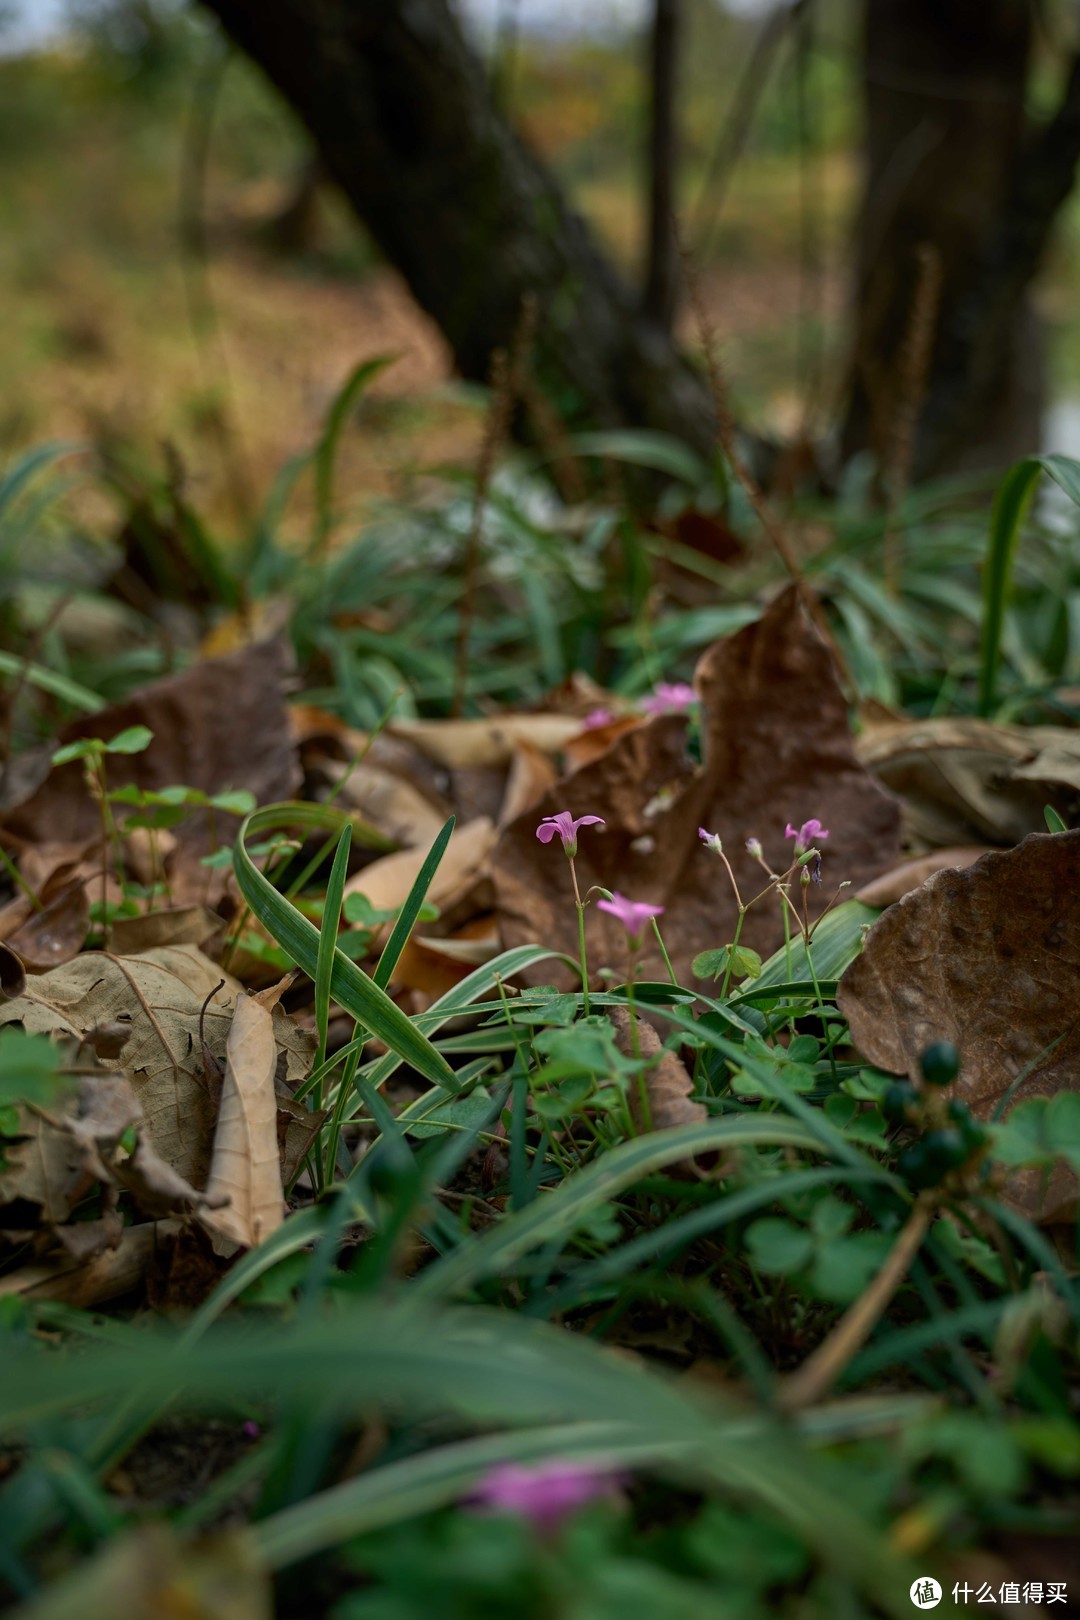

{"left": 909, "top": 1578, "right": 942, "bottom": 1609}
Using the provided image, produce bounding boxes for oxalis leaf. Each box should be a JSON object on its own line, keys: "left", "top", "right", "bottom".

{"left": 233, "top": 805, "right": 457, "bottom": 1092}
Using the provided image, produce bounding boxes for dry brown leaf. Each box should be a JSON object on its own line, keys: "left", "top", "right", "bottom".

{"left": 0, "top": 639, "right": 300, "bottom": 899}
{"left": 609, "top": 1006, "right": 706, "bottom": 1132}
{"left": 390, "top": 713, "right": 582, "bottom": 769}
{"left": 198, "top": 982, "right": 289, "bottom": 1253}
{"left": 854, "top": 847, "right": 992, "bottom": 908}
{"left": 1, "top": 942, "right": 27, "bottom": 1000}
{"left": 499, "top": 740, "right": 559, "bottom": 827}
{"left": 0, "top": 1222, "right": 174, "bottom": 1309}
{"left": 0, "top": 946, "right": 312, "bottom": 1208}
{"left": 322, "top": 757, "right": 448, "bottom": 848}
{"left": 57, "top": 1072, "right": 225, "bottom": 1220}
{"left": 4, "top": 881, "right": 90, "bottom": 972}
{"left": 494, "top": 588, "right": 901, "bottom": 988}
{"left": 108, "top": 905, "right": 221, "bottom": 956}
{"left": 344, "top": 817, "right": 497, "bottom": 948}
{"left": 855, "top": 716, "right": 1080, "bottom": 851}
{"left": 838, "top": 831, "right": 1080, "bottom": 1222}
{"left": 563, "top": 715, "right": 645, "bottom": 773}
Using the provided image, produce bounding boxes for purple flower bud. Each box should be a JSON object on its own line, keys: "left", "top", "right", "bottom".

{"left": 745, "top": 837, "right": 763, "bottom": 860}
{"left": 698, "top": 827, "right": 723, "bottom": 855}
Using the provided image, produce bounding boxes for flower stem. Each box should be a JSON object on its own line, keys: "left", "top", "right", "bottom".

{"left": 650, "top": 917, "right": 678, "bottom": 986}
{"left": 568, "top": 854, "right": 590, "bottom": 1016}
{"left": 719, "top": 905, "right": 747, "bottom": 1000}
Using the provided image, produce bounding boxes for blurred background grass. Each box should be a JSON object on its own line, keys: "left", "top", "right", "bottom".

{"left": 1, "top": 0, "right": 1079, "bottom": 533}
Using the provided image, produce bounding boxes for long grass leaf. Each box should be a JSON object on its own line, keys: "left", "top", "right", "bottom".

{"left": 234, "top": 805, "right": 457, "bottom": 1090}
{"left": 414, "top": 1117, "right": 828, "bottom": 1299}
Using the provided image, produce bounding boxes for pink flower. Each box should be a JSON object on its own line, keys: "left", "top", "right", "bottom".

{"left": 785, "top": 818, "right": 829, "bottom": 854}
{"left": 596, "top": 892, "right": 665, "bottom": 939}
{"left": 582, "top": 708, "right": 615, "bottom": 730}
{"left": 639, "top": 682, "right": 697, "bottom": 716}
{"left": 468, "top": 1459, "right": 620, "bottom": 1534}
{"left": 536, "top": 811, "right": 605, "bottom": 857}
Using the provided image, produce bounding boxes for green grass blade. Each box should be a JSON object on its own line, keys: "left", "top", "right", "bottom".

{"left": 414, "top": 1117, "right": 827, "bottom": 1300}
{"left": 373, "top": 815, "right": 455, "bottom": 990}
{"left": 312, "top": 355, "right": 396, "bottom": 555}
{"left": 314, "top": 822, "right": 353, "bottom": 1075}
{"left": 0, "top": 651, "right": 103, "bottom": 714}
{"left": 234, "top": 805, "right": 457, "bottom": 1091}
{"left": 980, "top": 456, "right": 1042, "bottom": 716}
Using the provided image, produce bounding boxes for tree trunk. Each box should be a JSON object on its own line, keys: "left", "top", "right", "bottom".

{"left": 197, "top": 0, "right": 715, "bottom": 457}
{"left": 843, "top": 0, "right": 1041, "bottom": 479}
{"left": 643, "top": 0, "right": 681, "bottom": 334}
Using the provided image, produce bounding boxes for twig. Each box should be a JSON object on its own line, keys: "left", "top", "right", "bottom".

{"left": 777, "top": 1200, "right": 931, "bottom": 1411}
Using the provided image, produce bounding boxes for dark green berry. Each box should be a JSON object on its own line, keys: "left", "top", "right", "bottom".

{"left": 884, "top": 1081, "right": 919, "bottom": 1124}
{"left": 947, "top": 1099, "right": 987, "bottom": 1151}
{"left": 920, "top": 1041, "right": 960, "bottom": 1087}
{"left": 898, "top": 1142, "right": 939, "bottom": 1190}
{"left": 923, "top": 1127, "right": 969, "bottom": 1173}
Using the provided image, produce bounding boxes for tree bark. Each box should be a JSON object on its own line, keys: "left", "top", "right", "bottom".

{"left": 643, "top": 0, "right": 681, "bottom": 334}
{"left": 197, "top": 0, "right": 715, "bottom": 457}
{"left": 843, "top": 0, "right": 1041, "bottom": 479}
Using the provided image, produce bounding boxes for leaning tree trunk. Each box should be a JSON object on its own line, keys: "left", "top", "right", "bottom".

{"left": 843, "top": 0, "right": 1041, "bottom": 478}
{"left": 197, "top": 0, "right": 715, "bottom": 456}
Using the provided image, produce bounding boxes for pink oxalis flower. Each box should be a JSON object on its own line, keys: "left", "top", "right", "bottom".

{"left": 785, "top": 818, "right": 830, "bottom": 855}
{"left": 596, "top": 892, "right": 665, "bottom": 939}
{"left": 582, "top": 707, "right": 615, "bottom": 730}
{"left": 639, "top": 681, "right": 697, "bottom": 716}
{"left": 468, "top": 1459, "right": 620, "bottom": 1534}
{"left": 536, "top": 811, "right": 605, "bottom": 858}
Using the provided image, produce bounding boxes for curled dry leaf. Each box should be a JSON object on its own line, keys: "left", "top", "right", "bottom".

{"left": 838, "top": 831, "right": 1080, "bottom": 1222}
{"left": 344, "top": 817, "right": 497, "bottom": 949}
{"left": 494, "top": 588, "right": 901, "bottom": 988}
{"left": 198, "top": 981, "right": 290, "bottom": 1254}
{"left": 0, "top": 945, "right": 315, "bottom": 1213}
{"left": 609, "top": 1006, "right": 706, "bottom": 1133}
{"left": 322, "top": 757, "right": 449, "bottom": 849}
{"left": 855, "top": 715, "right": 1080, "bottom": 851}
{"left": 4, "top": 881, "right": 90, "bottom": 973}
{"left": 389, "top": 713, "right": 582, "bottom": 770}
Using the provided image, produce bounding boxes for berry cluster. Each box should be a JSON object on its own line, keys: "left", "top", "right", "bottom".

{"left": 883, "top": 1041, "right": 988, "bottom": 1191}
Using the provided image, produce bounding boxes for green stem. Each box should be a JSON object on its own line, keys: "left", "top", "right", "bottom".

{"left": 568, "top": 854, "right": 590, "bottom": 1016}
{"left": 0, "top": 844, "right": 43, "bottom": 911}
{"left": 626, "top": 948, "right": 651, "bottom": 1136}
{"left": 651, "top": 916, "right": 678, "bottom": 985}
{"left": 719, "top": 905, "right": 747, "bottom": 1000}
